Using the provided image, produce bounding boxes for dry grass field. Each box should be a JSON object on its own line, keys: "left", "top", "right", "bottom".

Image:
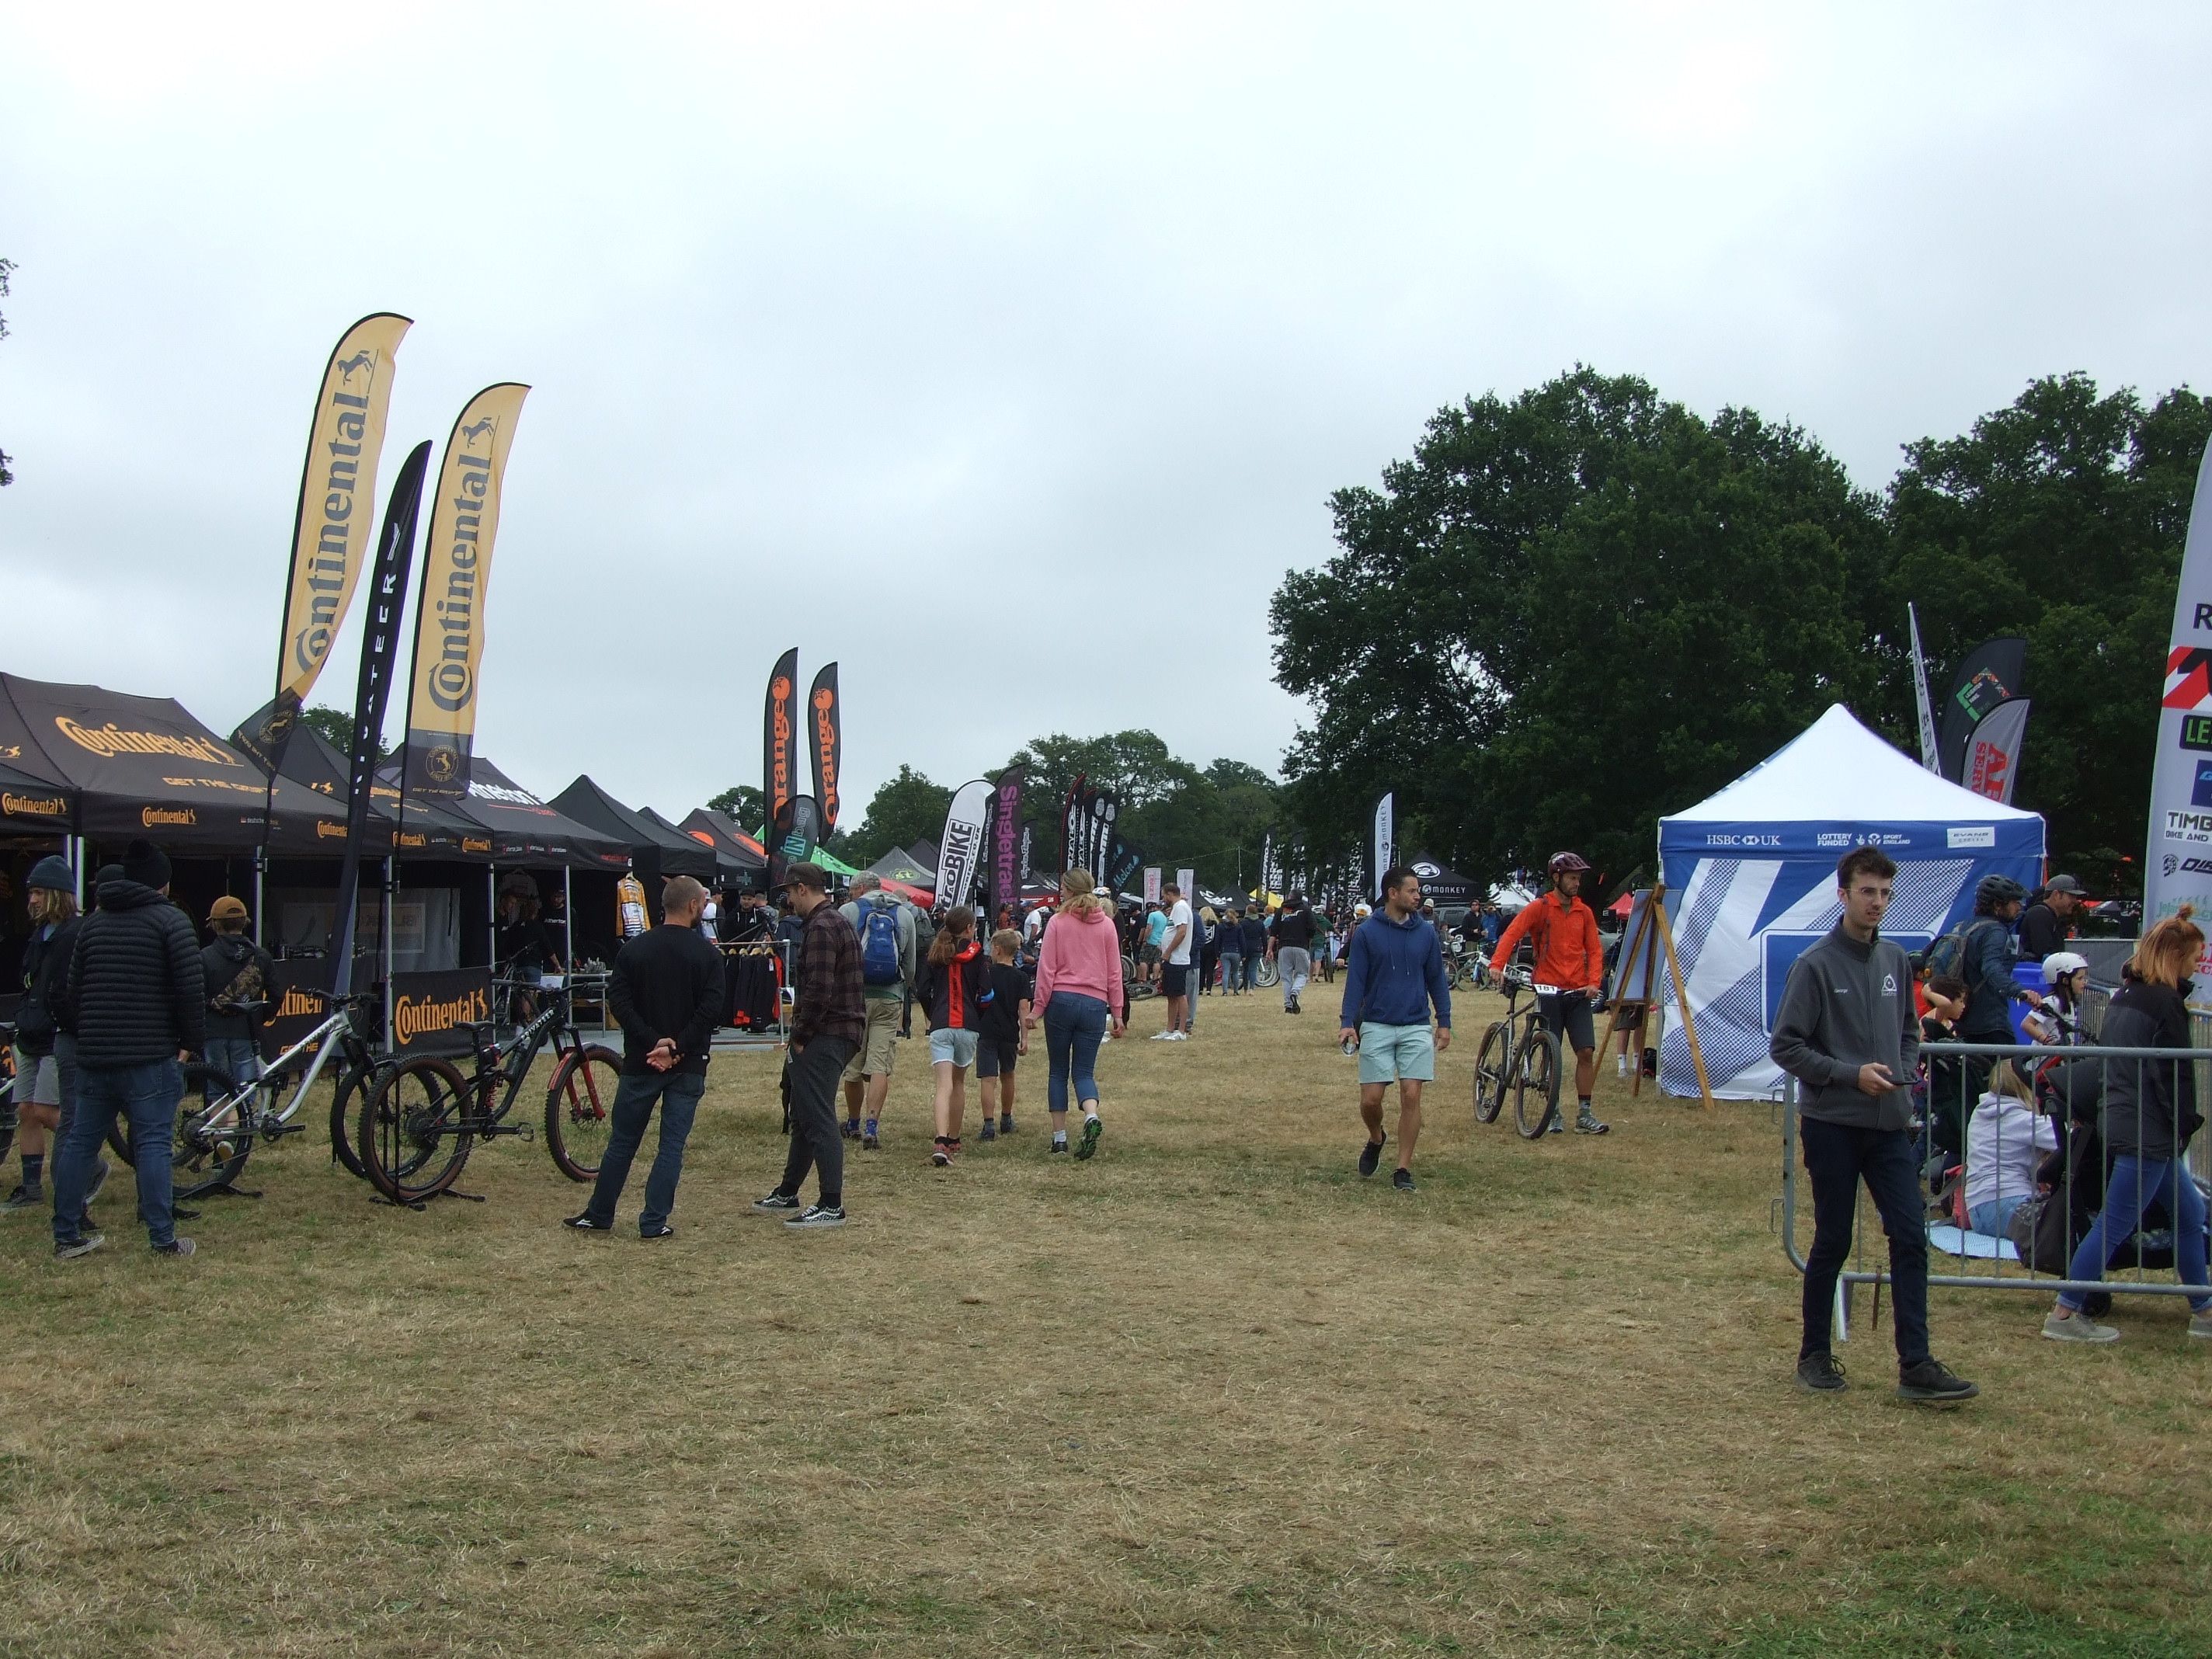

{"left": 2, "top": 978, "right": 2207, "bottom": 1657}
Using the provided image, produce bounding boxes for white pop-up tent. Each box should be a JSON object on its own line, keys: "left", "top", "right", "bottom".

{"left": 1656, "top": 704, "right": 2045, "bottom": 1100}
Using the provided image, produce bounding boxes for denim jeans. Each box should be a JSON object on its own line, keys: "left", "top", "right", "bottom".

{"left": 2060, "top": 1154, "right": 2211, "bottom": 1315}
{"left": 203, "top": 1038, "right": 261, "bottom": 1101}
{"left": 1219, "top": 953, "right": 1243, "bottom": 993}
{"left": 1799, "top": 1115, "right": 1931, "bottom": 1366}
{"left": 1278, "top": 948, "right": 1310, "bottom": 1007}
{"left": 56, "top": 1059, "right": 181, "bottom": 1248}
{"left": 583, "top": 1069, "right": 707, "bottom": 1233}
{"left": 1043, "top": 992, "right": 1108, "bottom": 1115}
{"left": 1242, "top": 955, "right": 1261, "bottom": 992}
{"left": 1967, "top": 1194, "right": 2030, "bottom": 1239}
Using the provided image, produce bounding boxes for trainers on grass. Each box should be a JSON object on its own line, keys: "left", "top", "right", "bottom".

{"left": 2042, "top": 1306, "right": 2120, "bottom": 1344}
{"left": 1795, "top": 1353, "right": 1847, "bottom": 1393}
{"left": 54, "top": 1232, "right": 105, "bottom": 1261}
{"left": 1358, "top": 1137, "right": 1384, "bottom": 1179}
{"left": 1076, "top": 1116, "right": 1103, "bottom": 1160}
{"left": 2189, "top": 1309, "right": 2212, "bottom": 1341}
{"left": 752, "top": 1191, "right": 802, "bottom": 1213}
{"left": 0, "top": 1184, "right": 44, "bottom": 1212}
{"left": 562, "top": 1213, "right": 611, "bottom": 1231}
{"left": 1392, "top": 1167, "right": 1415, "bottom": 1194}
{"left": 1896, "top": 1358, "right": 1978, "bottom": 1403}
{"left": 784, "top": 1204, "right": 846, "bottom": 1229}
{"left": 152, "top": 1237, "right": 197, "bottom": 1258}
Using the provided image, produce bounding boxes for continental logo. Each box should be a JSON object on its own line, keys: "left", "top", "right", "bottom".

{"left": 398, "top": 832, "right": 428, "bottom": 849}
{"left": 394, "top": 985, "right": 490, "bottom": 1046}
{"left": 424, "top": 449, "right": 494, "bottom": 715}
{"left": 2, "top": 791, "right": 67, "bottom": 819}
{"left": 273, "top": 985, "right": 329, "bottom": 1020}
{"left": 461, "top": 836, "right": 492, "bottom": 854}
{"left": 57, "top": 718, "right": 241, "bottom": 767}
{"left": 316, "top": 820, "right": 346, "bottom": 839}
{"left": 143, "top": 806, "right": 197, "bottom": 827}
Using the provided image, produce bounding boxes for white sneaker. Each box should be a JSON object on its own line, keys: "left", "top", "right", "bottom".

{"left": 1169, "top": 1030, "right": 1189, "bottom": 1041}
{"left": 1149, "top": 1031, "right": 1175, "bottom": 1041}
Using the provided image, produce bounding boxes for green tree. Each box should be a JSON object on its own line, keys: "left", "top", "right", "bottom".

{"left": 299, "top": 704, "right": 396, "bottom": 761}
{"left": 847, "top": 765, "right": 952, "bottom": 864}
{"left": 706, "top": 784, "right": 767, "bottom": 833}
{"left": 1, "top": 256, "right": 15, "bottom": 486}
{"left": 1272, "top": 368, "right": 1889, "bottom": 885}
{"left": 1885, "top": 374, "right": 2212, "bottom": 882}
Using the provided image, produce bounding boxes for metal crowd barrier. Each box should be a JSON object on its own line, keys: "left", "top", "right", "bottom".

{"left": 1780, "top": 1036, "right": 2212, "bottom": 1306}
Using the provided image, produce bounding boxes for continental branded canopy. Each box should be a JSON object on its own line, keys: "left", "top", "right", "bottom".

{"left": 2, "top": 790, "right": 68, "bottom": 820}
{"left": 401, "top": 382, "right": 528, "bottom": 800}
{"left": 56, "top": 718, "right": 240, "bottom": 767}
{"left": 279, "top": 314, "right": 411, "bottom": 713}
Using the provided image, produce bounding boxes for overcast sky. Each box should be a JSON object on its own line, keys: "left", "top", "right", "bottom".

{"left": 3, "top": 4, "right": 2207, "bottom": 826}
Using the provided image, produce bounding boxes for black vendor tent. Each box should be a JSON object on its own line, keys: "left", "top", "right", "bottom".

{"left": 551, "top": 776, "right": 715, "bottom": 879}
{"left": 1407, "top": 855, "right": 1476, "bottom": 907}
{"left": 275, "top": 725, "right": 492, "bottom": 861}
{"left": 676, "top": 809, "right": 769, "bottom": 889}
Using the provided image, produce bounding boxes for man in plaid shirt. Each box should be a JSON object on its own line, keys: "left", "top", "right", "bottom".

{"left": 754, "top": 863, "right": 867, "bottom": 1229}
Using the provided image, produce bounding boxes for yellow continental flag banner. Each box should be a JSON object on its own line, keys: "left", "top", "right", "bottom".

{"left": 401, "top": 383, "right": 530, "bottom": 799}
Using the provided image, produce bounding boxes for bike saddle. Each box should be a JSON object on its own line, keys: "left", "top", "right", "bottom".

{"left": 233, "top": 1000, "right": 274, "bottom": 1021}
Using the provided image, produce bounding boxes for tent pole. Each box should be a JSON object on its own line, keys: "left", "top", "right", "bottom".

{"left": 382, "top": 854, "right": 396, "bottom": 1057}
{"left": 70, "top": 835, "right": 84, "bottom": 907}
{"left": 562, "top": 865, "right": 573, "bottom": 969}
{"left": 254, "top": 846, "right": 266, "bottom": 948}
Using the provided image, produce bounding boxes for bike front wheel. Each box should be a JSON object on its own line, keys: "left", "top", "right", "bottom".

{"left": 1514, "top": 1026, "right": 1563, "bottom": 1139}
{"left": 1472, "top": 1021, "right": 1511, "bottom": 1125}
{"left": 544, "top": 1045, "right": 622, "bottom": 1182}
{"left": 1254, "top": 958, "right": 1280, "bottom": 989}
{"left": 328, "top": 1065, "right": 375, "bottom": 1180}
{"left": 357, "top": 1056, "right": 475, "bottom": 1204}
{"left": 105, "top": 1063, "right": 256, "bottom": 1198}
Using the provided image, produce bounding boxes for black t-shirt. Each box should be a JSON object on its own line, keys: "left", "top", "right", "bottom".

{"left": 1273, "top": 909, "right": 1318, "bottom": 949}
{"left": 980, "top": 960, "right": 1032, "bottom": 1043}
{"left": 2015, "top": 903, "right": 2068, "bottom": 962}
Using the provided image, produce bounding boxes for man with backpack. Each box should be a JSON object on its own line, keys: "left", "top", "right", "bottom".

{"left": 1925, "top": 875, "right": 2043, "bottom": 1050}
{"left": 839, "top": 873, "right": 915, "bottom": 1149}
{"left": 200, "top": 896, "right": 274, "bottom": 1098}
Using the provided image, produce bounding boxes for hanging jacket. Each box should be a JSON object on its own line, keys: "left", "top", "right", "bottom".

{"left": 918, "top": 937, "right": 995, "bottom": 1032}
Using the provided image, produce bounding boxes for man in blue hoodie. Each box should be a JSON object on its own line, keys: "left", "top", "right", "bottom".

{"left": 1339, "top": 867, "right": 1452, "bottom": 1192}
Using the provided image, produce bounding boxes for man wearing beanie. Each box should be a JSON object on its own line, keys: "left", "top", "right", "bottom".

{"left": 51, "top": 839, "right": 205, "bottom": 1260}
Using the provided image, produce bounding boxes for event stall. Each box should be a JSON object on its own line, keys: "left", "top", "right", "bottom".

{"left": 1655, "top": 703, "right": 2044, "bottom": 1101}
{"left": 1407, "top": 856, "right": 1476, "bottom": 907}
{"left": 675, "top": 808, "right": 769, "bottom": 890}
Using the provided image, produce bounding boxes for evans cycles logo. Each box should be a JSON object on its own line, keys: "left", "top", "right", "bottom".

{"left": 56, "top": 718, "right": 239, "bottom": 767}
{"left": 393, "top": 983, "right": 490, "bottom": 1047}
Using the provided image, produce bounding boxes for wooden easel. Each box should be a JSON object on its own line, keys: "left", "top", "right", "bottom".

{"left": 1604, "top": 882, "right": 1713, "bottom": 1110}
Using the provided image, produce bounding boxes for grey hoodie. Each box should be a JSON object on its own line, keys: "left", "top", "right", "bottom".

{"left": 1769, "top": 924, "right": 1920, "bottom": 1131}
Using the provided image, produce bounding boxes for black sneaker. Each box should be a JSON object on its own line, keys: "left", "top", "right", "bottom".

{"left": 1795, "top": 1352, "right": 1847, "bottom": 1393}
{"left": 562, "top": 1213, "right": 612, "bottom": 1231}
{"left": 54, "top": 1232, "right": 105, "bottom": 1261}
{"left": 0, "top": 1184, "right": 44, "bottom": 1212}
{"left": 640, "top": 1223, "right": 676, "bottom": 1240}
{"left": 751, "top": 1191, "right": 802, "bottom": 1213}
{"left": 152, "top": 1236, "right": 197, "bottom": 1257}
{"left": 784, "top": 1203, "right": 847, "bottom": 1230}
{"left": 978, "top": 1118, "right": 996, "bottom": 1143}
{"left": 1049, "top": 1136, "right": 1068, "bottom": 1155}
{"left": 1000, "top": 1113, "right": 1015, "bottom": 1134}
{"left": 1392, "top": 1167, "right": 1415, "bottom": 1194}
{"left": 1897, "top": 1358, "right": 1979, "bottom": 1404}
{"left": 840, "top": 1119, "right": 861, "bottom": 1140}
{"left": 1358, "top": 1136, "right": 1384, "bottom": 1179}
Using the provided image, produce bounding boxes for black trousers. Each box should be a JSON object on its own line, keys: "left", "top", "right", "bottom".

{"left": 779, "top": 1036, "right": 857, "bottom": 1208}
{"left": 1800, "top": 1115, "right": 1931, "bottom": 1367}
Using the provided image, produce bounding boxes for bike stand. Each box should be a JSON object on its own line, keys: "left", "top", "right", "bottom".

{"left": 368, "top": 1187, "right": 487, "bottom": 1212}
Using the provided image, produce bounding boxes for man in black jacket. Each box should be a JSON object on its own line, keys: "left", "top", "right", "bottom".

{"left": 565, "top": 876, "right": 725, "bottom": 1239}
{"left": 200, "top": 896, "right": 274, "bottom": 1098}
{"left": 1771, "top": 847, "right": 1976, "bottom": 1403}
{"left": 5, "top": 855, "right": 106, "bottom": 1216}
{"left": 52, "top": 840, "right": 205, "bottom": 1260}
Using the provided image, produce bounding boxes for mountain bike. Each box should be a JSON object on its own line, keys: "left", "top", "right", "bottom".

{"left": 104, "top": 994, "right": 389, "bottom": 1200}
{"left": 1472, "top": 970, "right": 1563, "bottom": 1139}
{"left": 355, "top": 985, "right": 620, "bottom": 1206}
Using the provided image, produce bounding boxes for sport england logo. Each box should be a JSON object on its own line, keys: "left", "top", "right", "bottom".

{"left": 2191, "top": 760, "right": 2212, "bottom": 809}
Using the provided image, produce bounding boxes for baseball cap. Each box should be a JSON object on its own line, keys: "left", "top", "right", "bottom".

{"left": 779, "top": 861, "right": 830, "bottom": 893}
{"left": 2043, "top": 875, "right": 2086, "bottom": 895}
{"left": 209, "top": 896, "right": 250, "bottom": 923}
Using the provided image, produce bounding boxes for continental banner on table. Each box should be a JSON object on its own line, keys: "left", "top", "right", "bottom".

{"left": 400, "top": 384, "right": 529, "bottom": 800}
{"left": 390, "top": 967, "right": 494, "bottom": 1055}
{"left": 2144, "top": 438, "right": 2212, "bottom": 970}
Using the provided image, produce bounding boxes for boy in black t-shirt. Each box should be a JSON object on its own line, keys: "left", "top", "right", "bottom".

{"left": 976, "top": 928, "right": 1034, "bottom": 1141}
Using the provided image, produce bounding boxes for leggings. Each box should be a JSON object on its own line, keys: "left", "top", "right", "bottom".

{"left": 1042, "top": 992, "right": 1108, "bottom": 1115}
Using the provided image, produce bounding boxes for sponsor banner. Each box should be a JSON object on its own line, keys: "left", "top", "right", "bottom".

{"left": 329, "top": 441, "right": 428, "bottom": 996}
{"left": 1059, "top": 775, "right": 1083, "bottom": 877}
{"left": 1143, "top": 866, "right": 1161, "bottom": 905}
{"left": 390, "top": 967, "right": 494, "bottom": 1055}
{"left": 1908, "top": 602, "right": 1941, "bottom": 774}
{"left": 937, "top": 779, "right": 993, "bottom": 912}
{"left": 1936, "top": 636, "right": 2027, "bottom": 784}
{"left": 808, "top": 662, "right": 841, "bottom": 832}
{"left": 236, "top": 313, "right": 412, "bottom": 774}
{"left": 1961, "top": 696, "right": 2030, "bottom": 805}
{"left": 2146, "top": 440, "right": 2212, "bottom": 959}
{"left": 1372, "top": 791, "right": 1395, "bottom": 901}
{"left": 0, "top": 779, "right": 71, "bottom": 826}
{"left": 1176, "top": 868, "right": 1196, "bottom": 905}
{"left": 400, "top": 383, "right": 530, "bottom": 800}
{"left": 768, "top": 793, "right": 821, "bottom": 890}
{"left": 764, "top": 648, "right": 799, "bottom": 819}
{"left": 988, "top": 767, "right": 1024, "bottom": 920}
{"left": 1257, "top": 827, "right": 1278, "bottom": 896}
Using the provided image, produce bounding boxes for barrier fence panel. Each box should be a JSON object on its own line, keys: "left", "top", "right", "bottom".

{"left": 1780, "top": 1038, "right": 2212, "bottom": 1320}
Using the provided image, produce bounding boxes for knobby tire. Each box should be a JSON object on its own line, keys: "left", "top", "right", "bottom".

{"left": 544, "top": 1045, "right": 621, "bottom": 1182}
{"left": 358, "top": 1056, "right": 475, "bottom": 1205}
{"left": 1472, "top": 1021, "right": 1511, "bottom": 1125}
{"left": 104, "top": 1061, "right": 255, "bottom": 1199}
{"left": 1514, "top": 1024, "right": 1563, "bottom": 1139}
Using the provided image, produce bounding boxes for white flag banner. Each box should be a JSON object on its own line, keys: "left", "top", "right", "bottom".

{"left": 2145, "top": 439, "right": 2212, "bottom": 969}
{"left": 1908, "top": 602, "right": 1941, "bottom": 774}
{"left": 1372, "top": 791, "right": 1395, "bottom": 900}
{"left": 1963, "top": 697, "right": 2030, "bottom": 805}
{"left": 937, "top": 779, "right": 993, "bottom": 913}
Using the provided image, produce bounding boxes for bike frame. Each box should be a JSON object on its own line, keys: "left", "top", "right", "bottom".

{"left": 457, "top": 993, "right": 579, "bottom": 1125}
{"left": 189, "top": 1005, "right": 375, "bottom": 1140}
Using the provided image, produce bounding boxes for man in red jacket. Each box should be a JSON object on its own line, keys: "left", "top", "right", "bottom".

{"left": 1488, "top": 853, "right": 1609, "bottom": 1136}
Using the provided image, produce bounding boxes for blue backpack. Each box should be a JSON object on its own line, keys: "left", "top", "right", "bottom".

{"left": 858, "top": 898, "right": 904, "bottom": 986}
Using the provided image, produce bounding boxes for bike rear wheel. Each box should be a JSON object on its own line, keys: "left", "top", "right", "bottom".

{"left": 328, "top": 1065, "right": 374, "bottom": 1180}
{"left": 1472, "top": 1021, "right": 1511, "bottom": 1125}
{"left": 544, "top": 1045, "right": 622, "bottom": 1182}
{"left": 103, "top": 1063, "right": 256, "bottom": 1198}
{"left": 1254, "top": 958, "right": 1280, "bottom": 989}
{"left": 1514, "top": 1025, "right": 1563, "bottom": 1139}
{"left": 357, "top": 1056, "right": 475, "bottom": 1204}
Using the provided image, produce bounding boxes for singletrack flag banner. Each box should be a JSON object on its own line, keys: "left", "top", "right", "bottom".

{"left": 329, "top": 440, "right": 428, "bottom": 996}
{"left": 808, "top": 662, "right": 842, "bottom": 832}
{"left": 1059, "top": 775, "right": 1084, "bottom": 877}
{"left": 1908, "top": 603, "right": 1941, "bottom": 774}
{"left": 2144, "top": 437, "right": 2212, "bottom": 961}
{"left": 1963, "top": 696, "right": 2030, "bottom": 805}
{"left": 1937, "top": 636, "right": 2027, "bottom": 784}
{"left": 989, "top": 767, "right": 1024, "bottom": 919}
{"left": 1372, "top": 792, "right": 1395, "bottom": 900}
{"left": 764, "top": 649, "right": 799, "bottom": 820}
{"left": 399, "top": 383, "right": 530, "bottom": 801}
{"left": 938, "top": 779, "right": 993, "bottom": 912}
{"left": 235, "top": 313, "right": 412, "bottom": 774}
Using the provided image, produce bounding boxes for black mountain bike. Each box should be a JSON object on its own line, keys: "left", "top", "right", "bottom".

{"left": 1472, "top": 970, "right": 1563, "bottom": 1139}
{"left": 355, "top": 986, "right": 619, "bottom": 1206}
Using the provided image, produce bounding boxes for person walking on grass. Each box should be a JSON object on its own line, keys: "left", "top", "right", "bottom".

{"left": 2040, "top": 906, "right": 2212, "bottom": 1345}
{"left": 976, "top": 928, "right": 1031, "bottom": 1142}
{"left": 51, "top": 840, "right": 203, "bottom": 1261}
{"left": 1341, "top": 867, "right": 1452, "bottom": 1193}
{"left": 200, "top": 896, "right": 273, "bottom": 1100}
{"left": 1487, "top": 853, "right": 1609, "bottom": 1136}
{"left": 917, "top": 905, "right": 996, "bottom": 1165}
{"left": 1028, "top": 867, "right": 1127, "bottom": 1158}
{"left": 563, "top": 876, "right": 725, "bottom": 1239}
{"left": 5, "top": 857, "right": 107, "bottom": 1219}
{"left": 1771, "top": 846, "right": 1978, "bottom": 1403}
{"left": 1153, "top": 881, "right": 1193, "bottom": 1042}
{"left": 1219, "top": 905, "right": 1246, "bottom": 996}
{"left": 1270, "top": 892, "right": 1317, "bottom": 1014}
{"left": 753, "top": 863, "right": 864, "bottom": 1229}
{"left": 837, "top": 872, "right": 915, "bottom": 1150}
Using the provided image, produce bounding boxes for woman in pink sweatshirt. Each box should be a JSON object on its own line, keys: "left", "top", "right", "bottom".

{"left": 1027, "top": 868, "right": 1129, "bottom": 1159}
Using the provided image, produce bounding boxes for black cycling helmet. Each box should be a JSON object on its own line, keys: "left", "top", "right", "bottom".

{"left": 1975, "top": 874, "right": 2028, "bottom": 911}
{"left": 1548, "top": 851, "right": 1591, "bottom": 876}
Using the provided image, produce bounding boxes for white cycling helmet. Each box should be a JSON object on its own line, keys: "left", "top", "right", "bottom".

{"left": 2043, "top": 951, "right": 2090, "bottom": 984}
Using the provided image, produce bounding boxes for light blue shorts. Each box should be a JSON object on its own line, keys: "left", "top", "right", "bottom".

{"left": 929, "top": 1028, "right": 981, "bottom": 1069}
{"left": 1358, "top": 1022, "right": 1435, "bottom": 1085}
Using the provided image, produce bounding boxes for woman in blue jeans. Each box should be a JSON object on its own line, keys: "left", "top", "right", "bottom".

{"left": 2043, "top": 909, "right": 2212, "bottom": 1344}
{"left": 1027, "top": 869, "right": 1129, "bottom": 1160}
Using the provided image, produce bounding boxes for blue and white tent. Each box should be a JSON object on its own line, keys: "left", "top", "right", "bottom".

{"left": 1657, "top": 704, "right": 2044, "bottom": 1101}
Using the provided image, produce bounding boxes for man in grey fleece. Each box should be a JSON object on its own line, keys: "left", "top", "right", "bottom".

{"left": 1771, "top": 846, "right": 1977, "bottom": 1403}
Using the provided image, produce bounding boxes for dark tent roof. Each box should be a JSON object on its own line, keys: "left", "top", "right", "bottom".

{"left": 673, "top": 809, "right": 768, "bottom": 886}
{"left": 0, "top": 673, "right": 346, "bottom": 852}
{"left": 551, "top": 777, "right": 715, "bottom": 879}
{"left": 1407, "top": 855, "right": 1476, "bottom": 907}
{"left": 864, "top": 847, "right": 936, "bottom": 888}
{"left": 907, "top": 840, "right": 941, "bottom": 874}
{"left": 377, "top": 756, "right": 631, "bottom": 868}
{"left": 0, "top": 757, "right": 75, "bottom": 833}
{"left": 273, "top": 725, "right": 494, "bottom": 861}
